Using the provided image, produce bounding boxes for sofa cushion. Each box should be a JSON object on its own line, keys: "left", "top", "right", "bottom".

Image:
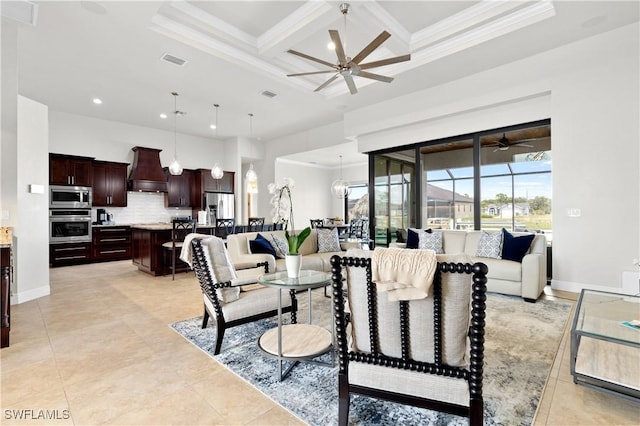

{"left": 317, "top": 227, "right": 341, "bottom": 253}
{"left": 407, "top": 228, "right": 433, "bottom": 249}
{"left": 475, "top": 230, "right": 503, "bottom": 259}
{"left": 418, "top": 230, "right": 443, "bottom": 253}
{"left": 249, "top": 233, "right": 276, "bottom": 257}
{"left": 471, "top": 256, "right": 522, "bottom": 282}
{"left": 501, "top": 228, "right": 535, "bottom": 262}
{"left": 267, "top": 233, "right": 289, "bottom": 258}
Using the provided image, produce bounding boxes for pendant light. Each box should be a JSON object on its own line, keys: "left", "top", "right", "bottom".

{"left": 211, "top": 103, "right": 224, "bottom": 180}
{"left": 168, "top": 91, "right": 184, "bottom": 176}
{"left": 245, "top": 113, "right": 258, "bottom": 193}
{"left": 331, "top": 155, "right": 351, "bottom": 199}
{"left": 246, "top": 113, "right": 258, "bottom": 182}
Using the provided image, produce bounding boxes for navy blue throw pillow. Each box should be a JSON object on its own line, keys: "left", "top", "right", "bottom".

{"left": 406, "top": 228, "right": 432, "bottom": 249}
{"left": 501, "top": 228, "right": 535, "bottom": 262}
{"left": 249, "top": 233, "right": 276, "bottom": 257}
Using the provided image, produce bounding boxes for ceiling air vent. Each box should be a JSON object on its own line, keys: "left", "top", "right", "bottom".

{"left": 161, "top": 53, "right": 187, "bottom": 67}
{"left": 261, "top": 90, "right": 277, "bottom": 98}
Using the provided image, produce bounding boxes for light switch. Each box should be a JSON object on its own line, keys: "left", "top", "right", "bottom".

{"left": 29, "top": 184, "right": 45, "bottom": 194}
{"left": 566, "top": 208, "right": 581, "bottom": 217}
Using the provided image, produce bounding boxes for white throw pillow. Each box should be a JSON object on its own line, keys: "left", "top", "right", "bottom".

{"left": 418, "top": 230, "right": 443, "bottom": 253}
{"left": 317, "top": 228, "right": 341, "bottom": 253}
{"left": 268, "top": 234, "right": 289, "bottom": 259}
{"left": 476, "top": 230, "right": 503, "bottom": 259}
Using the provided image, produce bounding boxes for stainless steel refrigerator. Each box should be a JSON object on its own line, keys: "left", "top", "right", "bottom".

{"left": 204, "top": 192, "right": 235, "bottom": 224}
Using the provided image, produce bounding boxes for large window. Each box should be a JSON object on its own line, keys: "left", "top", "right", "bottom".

{"left": 346, "top": 184, "right": 368, "bottom": 222}
{"left": 369, "top": 120, "right": 552, "bottom": 246}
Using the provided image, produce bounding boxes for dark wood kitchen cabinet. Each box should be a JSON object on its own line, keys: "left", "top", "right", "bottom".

{"left": 197, "top": 169, "right": 234, "bottom": 194}
{"left": 49, "top": 154, "right": 93, "bottom": 186}
{"left": 92, "top": 226, "right": 131, "bottom": 261}
{"left": 131, "top": 228, "right": 171, "bottom": 276}
{"left": 92, "top": 161, "right": 128, "bottom": 207}
{"left": 164, "top": 168, "right": 196, "bottom": 207}
{"left": 1, "top": 246, "right": 11, "bottom": 348}
{"left": 49, "top": 242, "right": 91, "bottom": 266}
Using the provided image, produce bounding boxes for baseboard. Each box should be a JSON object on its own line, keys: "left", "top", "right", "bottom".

{"left": 11, "top": 284, "right": 50, "bottom": 304}
{"left": 551, "top": 274, "right": 639, "bottom": 296}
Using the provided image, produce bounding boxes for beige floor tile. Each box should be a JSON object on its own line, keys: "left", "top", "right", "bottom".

{"left": 189, "top": 369, "right": 276, "bottom": 424}
{"left": 546, "top": 380, "right": 640, "bottom": 425}
{"left": 0, "top": 337, "right": 55, "bottom": 373}
{"left": 245, "top": 406, "right": 306, "bottom": 426}
{"left": 1, "top": 359, "right": 66, "bottom": 407}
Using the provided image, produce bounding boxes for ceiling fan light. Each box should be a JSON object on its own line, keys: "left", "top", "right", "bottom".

{"left": 169, "top": 158, "right": 183, "bottom": 175}
{"left": 211, "top": 163, "right": 224, "bottom": 179}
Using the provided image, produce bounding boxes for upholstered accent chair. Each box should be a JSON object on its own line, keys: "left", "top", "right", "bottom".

{"left": 190, "top": 237, "right": 298, "bottom": 355}
{"left": 330, "top": 250, "right": 488, "bottom": 426}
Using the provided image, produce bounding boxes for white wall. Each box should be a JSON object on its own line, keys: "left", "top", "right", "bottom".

{"left": 1, "top": 20, "right": 18, "bottom": 230}
{"left": 274, "top": 159, "right": 335, "bottom": 230}
{"left": 49, "top": 111, "right": 227, "bottom": 170}
{"left": 15, "top": 96, "right": 50, "bottom": 302}
{"left": 348, "top": 23, "right": 640, "bottom": 293}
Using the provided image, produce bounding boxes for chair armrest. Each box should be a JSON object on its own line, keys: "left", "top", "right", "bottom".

{"left": 521, "top": 253, "right": 546, "bottom": 300}
{"left": 232, "top": 254, "right": 276, "bottom": 275}
{"left": 389, "top": 242, "right": 407, "bottom": 248}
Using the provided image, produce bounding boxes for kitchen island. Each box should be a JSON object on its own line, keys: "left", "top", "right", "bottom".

{"left": 130, "top": 223, "right": 214, "bottom": 276}
{"left": 130, "top": 222, "right": 281, "bottom": 276}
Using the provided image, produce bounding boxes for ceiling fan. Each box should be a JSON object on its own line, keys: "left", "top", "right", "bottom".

{"left": 286, "top": 3, "right": 411, "bottom": 95}
{"left": 487, "top": 133, "right": 536, "bottom": 152}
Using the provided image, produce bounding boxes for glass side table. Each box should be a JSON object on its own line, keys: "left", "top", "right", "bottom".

{"left": 570, "top": 289, "right": 640, "bottom": 401}
{"left": 257, "top": 270, "right": 334, "bottom": 381}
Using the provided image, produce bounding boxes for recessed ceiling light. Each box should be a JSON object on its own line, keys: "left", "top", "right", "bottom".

{"left": 210, "top": 124, "right": 216, "bottom": 129}
{"left": 160, "top": 113, "right": 167, "bottom": 119}
{"left": 92, "top": 98, "right": 102, "bottom": 105}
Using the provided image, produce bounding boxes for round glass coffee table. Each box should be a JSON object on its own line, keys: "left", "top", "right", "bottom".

{"left": 257, "top": 270, "right": 334, "bottom": 381}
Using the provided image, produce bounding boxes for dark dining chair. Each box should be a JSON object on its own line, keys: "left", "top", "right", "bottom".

{"left": 310, "top": 219, "right": 324, "bottom": 229}
{"left": 247, "top": 217, "right": 265, "bottom": 232}
{"left": 162, "top": 218, "right": 197, "bottom": 280}
{"left": 215, "top": 218, "right": 236, "bottom": 240}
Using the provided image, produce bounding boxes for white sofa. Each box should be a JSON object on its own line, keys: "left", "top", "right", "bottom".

{"left": 392, "top": 229, "right": 547, "bottom": 302}
{"left": 226, "top": 229, "right": 344, "bottom": 274}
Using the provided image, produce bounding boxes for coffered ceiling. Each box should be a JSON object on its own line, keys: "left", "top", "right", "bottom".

{"left": 9, "top": 1, "right": 639, "bottom": 163}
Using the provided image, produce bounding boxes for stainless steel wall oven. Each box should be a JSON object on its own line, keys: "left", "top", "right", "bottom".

{"left": 49, "top": 209, "right": 92, "bottom": 243}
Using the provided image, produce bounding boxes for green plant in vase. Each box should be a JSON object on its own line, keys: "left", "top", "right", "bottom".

{"left": 268, "top": 178, "right": 311, "bottom": 255}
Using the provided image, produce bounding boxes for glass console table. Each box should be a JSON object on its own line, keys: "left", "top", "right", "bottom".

{"left": 258, "top": 270, "right": 334, "bottom": 381}
{"left": 570, "top": 289, "right": 640, "bottom": 401}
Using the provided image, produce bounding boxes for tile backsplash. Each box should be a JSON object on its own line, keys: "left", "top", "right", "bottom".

{"left": 93, "top": 192, "right": 191, "bottom": 225}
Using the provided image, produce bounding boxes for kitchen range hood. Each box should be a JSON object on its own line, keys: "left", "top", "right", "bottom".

{"left": 127, "top": 146, "right": 168, "bottom": 192}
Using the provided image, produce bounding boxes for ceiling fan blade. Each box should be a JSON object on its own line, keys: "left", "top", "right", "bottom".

{"left": 513, "top": 143, "right": 534, "bottom": 148}
{"left": 287, "top": 49, "right": 335, "bottom": 68}
{"left": 343, "top": 74, "right": 358, "bottom": 94}
{"left": 356, "top": 70, "right": 393, "bottom": 83}
{"left": 351, "top": 31, "right": 391, "bottom": 64}
{"left": 314, "top": 74, "right": 340, "bottom": 92}
{"left": 287, "top": 70, "right": 338, "bottom": 77}
{"left": 329, "top": 30, "right": 348, "bottom": 66}
{"left": 359, "top": 54, "right": 411, "bottom": 70}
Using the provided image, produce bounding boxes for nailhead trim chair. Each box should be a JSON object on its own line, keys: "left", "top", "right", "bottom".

{"left": 330, "top": 250, "right": 488, "bottom": 425}
{"left": 190, "top": 237, "right": 298, "bottom": 355}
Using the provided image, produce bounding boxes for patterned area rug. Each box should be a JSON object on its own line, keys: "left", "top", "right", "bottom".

{"left": 170, "top": 291, "right": 571, "bottom": 425}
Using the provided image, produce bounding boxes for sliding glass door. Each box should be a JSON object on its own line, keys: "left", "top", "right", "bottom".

{"left": 369, "top": 120, "right": 552, "bottom": 247}
{"left": 372, "top": 150, "right": 415, "bottom": 246}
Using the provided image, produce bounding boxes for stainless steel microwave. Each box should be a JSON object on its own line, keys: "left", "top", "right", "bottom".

{"left": 49, "top": 185, "right": 92, "bottom": 209}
